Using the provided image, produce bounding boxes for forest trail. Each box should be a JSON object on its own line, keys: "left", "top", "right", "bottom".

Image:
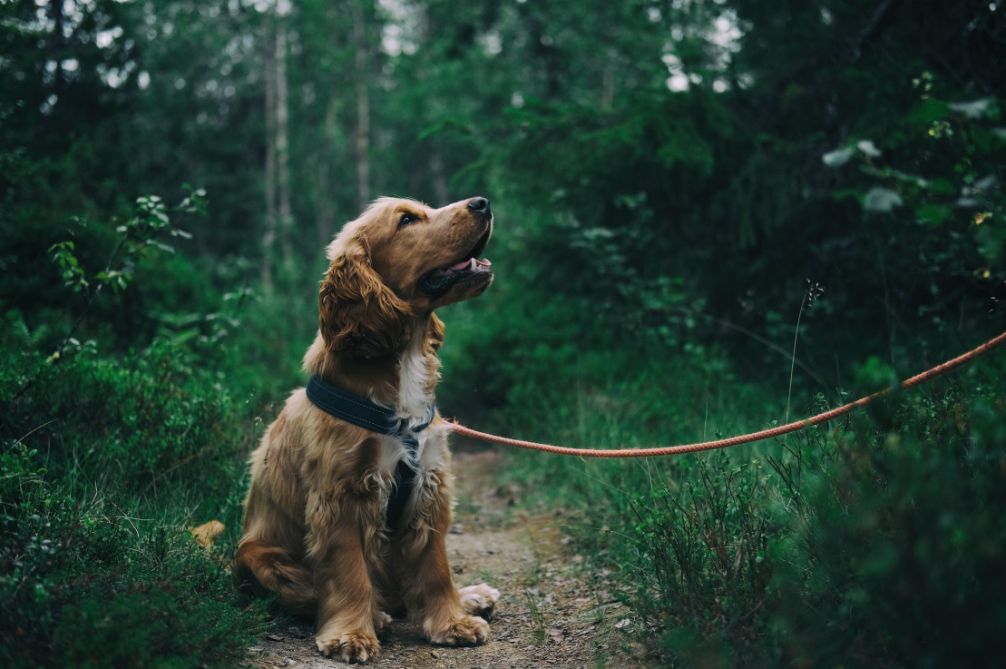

{"left": 248, "top": 450, "right": 653, "bottom": 669}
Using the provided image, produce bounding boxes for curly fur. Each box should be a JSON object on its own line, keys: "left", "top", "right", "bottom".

{"left": 235, "top": 196, "right": 497, "bottom": 663}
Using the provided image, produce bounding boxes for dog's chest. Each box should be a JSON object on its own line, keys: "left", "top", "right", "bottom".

{"left": 375, "top": 423, "right": 448, "bottom": 475}
{"left": 396, "top": 328, "right": 433, "bottom": 420}
{"left": 389, "top": 328, "right": 445, "bottom": 469}
{"left": 371, "top": 325, "right": 447, "bottom": 513}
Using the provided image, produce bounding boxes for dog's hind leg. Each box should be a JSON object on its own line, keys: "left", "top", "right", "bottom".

{"left": 235, "top": 539, "right": 317, "bottom": 617}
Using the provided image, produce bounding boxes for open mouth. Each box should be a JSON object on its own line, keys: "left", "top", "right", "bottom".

{"left": 418, "top": 226, "right": 493, "bottom": 296}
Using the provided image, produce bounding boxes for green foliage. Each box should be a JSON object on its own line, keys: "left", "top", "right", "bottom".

{"left": 0, "top": 191, "right": 302, "bottom": 668}
{"left": 769, "top": 374, "right": 1006, "bottom": 667}
{"left": 3, "top": 341, "right": 239, "bottom": 492}
{"left": 498, "top": 352, "right": 1006, "bottom": 668}
{"left": 0, "top": 444, "right": 267, "bottom": 669}
{"left": 49, "top": 240, "right": 89, "bottom": 293}
{"left": 2, "top": 1, "right": 1005, "bottom": 666}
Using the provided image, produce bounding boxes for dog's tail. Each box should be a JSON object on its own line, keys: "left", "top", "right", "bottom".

{"left": 235, "top": 540, "right": 317, "bottom": 617}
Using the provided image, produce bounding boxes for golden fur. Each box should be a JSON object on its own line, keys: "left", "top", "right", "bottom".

{"left": 235, "top": 197, "right": 498, "bottom": 663}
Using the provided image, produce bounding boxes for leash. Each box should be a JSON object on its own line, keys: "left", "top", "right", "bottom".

{"left": 446, "top": 330, "right": 1006, "bottom": 458}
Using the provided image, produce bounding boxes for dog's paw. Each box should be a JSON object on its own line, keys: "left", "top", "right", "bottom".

{"left": 315, "top": 630, "right": 380, "bottom": 663}
{"left": 373, "top": 610, "right": 393, "bottom": 634}
{"left": 458, "top": 583, "right": 501, "bottom": 619}
{"left": 427, "top": 614, "right": 490, "bottom": 646}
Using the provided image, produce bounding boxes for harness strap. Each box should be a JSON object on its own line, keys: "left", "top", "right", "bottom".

{"left": 305, "top": 375, "right": 435, "bottom": 530}
{"left": 386, "top": 406, "right": 435, "bottom": 530}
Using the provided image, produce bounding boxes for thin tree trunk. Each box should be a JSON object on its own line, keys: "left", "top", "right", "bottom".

{"left": 275, "top": 22, "right": 293, "bottom": 274}
{"left": 601, "top": 58, "right": 615, "bottom": 109}
{"left": 351, "top": 0, "right": 370, "bottom": 211}
{"left": 525, "top": 12, "right": 559, "bottom": 99}
{"left": 49, "top": 0, "right": 65, "bottom": 98}
{"left": 261, "top": 28, "right": 278, "bottom": 296}
{"left": 315, "top": 97, "right": 339, "bottom": 248}
{"left": 415, "top": 8, "right": 446, "bottom": 204}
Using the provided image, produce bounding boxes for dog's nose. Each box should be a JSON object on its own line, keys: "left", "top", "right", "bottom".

{"left": 467, "top": 196, "right": 491, "bottom": 216}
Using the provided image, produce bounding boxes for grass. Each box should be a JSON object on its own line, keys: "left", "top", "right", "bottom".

{"left": 523, "top": 588, "right": 548, "bottom": 644}
{"left": 0, "top": 308, "right": 294, "bottom": 669}
{"left": 485, "top": 339, "right": 1006, "bottom": 668}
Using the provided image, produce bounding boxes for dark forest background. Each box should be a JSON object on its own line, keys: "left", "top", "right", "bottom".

{"left": 2, "top": 1, "right": 1005, "bottom": 667}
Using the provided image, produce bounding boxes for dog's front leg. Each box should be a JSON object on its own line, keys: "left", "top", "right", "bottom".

{"left": 400, "top": 468, "right": 490, "bottom": 646}
{"left": 306, "top": 485, "right": 383, "bottom": 663}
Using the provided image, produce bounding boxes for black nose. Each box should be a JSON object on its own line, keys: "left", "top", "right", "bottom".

{"left": 467, "top": 196, "right": 491, "bottom": 215}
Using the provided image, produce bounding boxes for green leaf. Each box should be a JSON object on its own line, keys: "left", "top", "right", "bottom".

{"left": 926, "top": 178, "right": 955, "bottom": 196}
{"left": 949, "top": 98, "right": 997, "bottom": 120}
{"left": 863, "top": 187, "right": 902, "bottom": 213}
{"left": 908, "top": 99, "right": 950, "bottom": 124}
{"left": 822, "top": 147, "right": 853, "bottom": 167}
{"left": 855, "top": 356, "right": 899, "bottom": 391}
{"left": 147, "top": 240, "right": 176, "bottom": 254}
{"left": 914, "top": 204, "right": 953, "bottom": 225}
{"left": 855, "top": 140, "right": 881, "bottom": 158}
{"left": 169, "top": 328, "right": 200, "bottom": 346}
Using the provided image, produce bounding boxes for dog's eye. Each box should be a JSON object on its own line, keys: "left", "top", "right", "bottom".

{"left": 398, "top": 213, "right": 418, "bottom": 228}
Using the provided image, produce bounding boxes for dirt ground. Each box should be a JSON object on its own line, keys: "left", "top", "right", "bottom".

{"left": 247, "top": 449, "right": 655, "bottom": 669}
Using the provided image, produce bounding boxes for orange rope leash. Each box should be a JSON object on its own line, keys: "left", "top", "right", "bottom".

{"left": 447, "top": 330, "right": 1006, "bottom": 458}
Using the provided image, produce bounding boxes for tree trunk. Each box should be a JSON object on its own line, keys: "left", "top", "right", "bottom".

{"left": 275, "top": 22, "right": 293, "bottom": 274}
{"left": 315, "top": 96, "right": 339, "bottom": 249}
{"left": 351, "top": 0, "right": 370, "bottom": 211}
{"left": 524, "top": 11, "right": 559, "bottom": 99}
{"left": 49, "top": 0, "right": 65, "bottom": 98}
{"left": 261, "top": 27, "right": 278, "bottom": 296}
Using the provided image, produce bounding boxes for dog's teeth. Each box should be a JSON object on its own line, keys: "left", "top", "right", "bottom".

{"left": 469, "top": 258, "right": 476, "bottom": 271}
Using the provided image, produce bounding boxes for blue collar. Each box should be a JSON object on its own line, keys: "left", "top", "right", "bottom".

{"left": 305, "top": 374, "right": 436, "bottom": 529}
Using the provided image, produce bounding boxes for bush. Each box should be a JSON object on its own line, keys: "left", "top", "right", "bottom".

{"left": 769, "top": 372, "right": 1006, "bottom": 668}
{"left": 1, "top": 335, "right": 246, "bottom": 494}
{"left": 0, "top": 194, "right": 295, "bottom": 668}
{"left": 0, "top": 443, "right": 268, "bottom": 669}
{"left": 494, "top": 342, "right": 1006, "bottom": 667}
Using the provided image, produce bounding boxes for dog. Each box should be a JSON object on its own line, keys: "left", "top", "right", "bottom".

{"left": 235, "top": 196, "right": 500, "bottom": 663}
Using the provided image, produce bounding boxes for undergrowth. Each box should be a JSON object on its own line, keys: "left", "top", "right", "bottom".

{"left": 0, "top": 339, "right": 275, "bottom": 669}
{"left": 0, "top": 195, "right": 312, "bottom": 668}
{"left": 483, "top": 339, "right": 1006, "bottom": 668}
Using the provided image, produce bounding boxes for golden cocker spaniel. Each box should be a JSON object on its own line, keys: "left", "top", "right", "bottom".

{"left": 236, "top": 196, "right": 500, "bottom": 663}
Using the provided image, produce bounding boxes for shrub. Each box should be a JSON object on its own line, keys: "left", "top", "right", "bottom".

{"left": 0, "top": 443, "right": 268, "bottom": 669}
{"left": 493, "top": 343, "right": 1006, "bottom": 667}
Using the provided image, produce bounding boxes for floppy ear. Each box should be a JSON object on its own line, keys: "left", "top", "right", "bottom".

{"left": 319, "top": 238, "right": 412, "bottom": 358}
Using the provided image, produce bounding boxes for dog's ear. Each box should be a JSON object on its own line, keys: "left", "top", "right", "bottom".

{"left": 319, "top": 238, "right": 412, "bottom": 358}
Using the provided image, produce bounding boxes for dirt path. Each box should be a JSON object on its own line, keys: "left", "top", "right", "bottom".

{"left": 248, "top": 450, "right": 653, "bottom": 668}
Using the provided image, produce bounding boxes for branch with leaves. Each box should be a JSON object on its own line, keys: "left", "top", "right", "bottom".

{"left": 47, "top": 190, "right": 205, "bottom": 362}
{"left": 11, "top": 189, "right": 206, "bottom": 402}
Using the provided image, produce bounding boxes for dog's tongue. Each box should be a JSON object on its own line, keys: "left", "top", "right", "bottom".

{"left": 447, "top": 257, "right": 492, "bottom": 272}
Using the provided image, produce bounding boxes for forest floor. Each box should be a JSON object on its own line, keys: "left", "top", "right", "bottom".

{"left": 247, "top": 449, "right": 655, "bottom": 669}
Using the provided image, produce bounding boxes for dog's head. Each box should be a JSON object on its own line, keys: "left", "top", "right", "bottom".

{"left": 319, "top": 196, "right": 494, "bottom": 358}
